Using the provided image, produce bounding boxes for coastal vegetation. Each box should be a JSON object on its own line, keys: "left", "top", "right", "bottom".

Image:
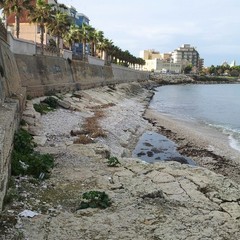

{"left": 33, "top": 96, "right": 58, "bottom": 114}
{"left": 203, "top": 64, "right": 240, "bottom": 77}
{"left": 0, "top": 0, "right": 145, "bottom": 67}
{"left": 11, "top": 128, "right": 54, "bottom": 179}
{"left": 107, "top": 156, "right": 121, "bottom": 167}
{"left": 191, "top": 74, "right": 238, "bottom": 83}
{"left": 78, "top": 191, "right": 111, "bottom": 210}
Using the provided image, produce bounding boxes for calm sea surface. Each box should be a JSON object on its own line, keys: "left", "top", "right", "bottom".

{"left": 150, "top": 84, "right": 240, "bottom": 152}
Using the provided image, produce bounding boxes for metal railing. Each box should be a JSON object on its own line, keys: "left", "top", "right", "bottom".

{"left": 0, "top": 23, "right": 7, "bottom": 43}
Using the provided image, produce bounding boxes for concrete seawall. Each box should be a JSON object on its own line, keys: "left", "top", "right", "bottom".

{"left": 0, "top": 40, "right": 25, "bottom": 210}
{"left": 15, "top": 54, "right": 150, "bottom": 97}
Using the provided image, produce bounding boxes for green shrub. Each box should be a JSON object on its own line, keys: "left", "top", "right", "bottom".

{"left": 26, "top": 153, "right": 54, "bottom": 179}
{"left": 33, "top": 103, "right": 51, "bottom": 114}
{"left": 42, "top": 96, "right": 58, "bottom": 109}
{"left": 11, "top": 129, "right": 54, "bottom": 179}
{"left": 78, "top": 191, "right": 111, "bottom": 210}
{"left": 26, "top": 95, "right": 32, "bottom": 100}
{"left": 20, "top": 119, "right": 27, "bottom": 126}
{"left": 33, "top": 97, "right": 58, "bottom": 114}
{"left": 13, "top": 129, "right": 34, "bottom": 155}
{"left": 107, "top": 156, "right": 120, "bottom": 167}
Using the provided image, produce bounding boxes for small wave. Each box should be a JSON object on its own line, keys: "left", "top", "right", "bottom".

{"left": 207, "top": 122, "right": 240, "bottom": 152}
{"left": 228, "top": 135, "right": 240, "bottom": 152}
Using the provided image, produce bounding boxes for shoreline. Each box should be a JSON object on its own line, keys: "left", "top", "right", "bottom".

{"left": 144, "top": 107, "right": 240, "bottom": 184}
{"left": 1, "top": 81, "right": 240, "bottom": 239}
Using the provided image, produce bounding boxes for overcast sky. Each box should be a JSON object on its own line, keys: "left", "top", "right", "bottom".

{"left": 61, "top": 0, "right": 240, "bottom": 66}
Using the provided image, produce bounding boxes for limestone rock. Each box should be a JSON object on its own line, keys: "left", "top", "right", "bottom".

{"left": 57, "top": 99, "right": 71, "bottom": 109}
{"left": 33, "top": 136, "right": 47, "bottom": 146}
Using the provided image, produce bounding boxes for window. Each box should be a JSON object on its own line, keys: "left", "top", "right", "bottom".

{"left": 37, "top": 25, "right": 41, "bottom": 34}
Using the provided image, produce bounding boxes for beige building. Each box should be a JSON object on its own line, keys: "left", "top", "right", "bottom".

{"left": 140, "top": 50, "right": 161, "bottom": 60}
{"left": 141, "top": 43, "right": 203, "bottom": 73}
{"left": 140, "top": 49, "right": 182, "bottom": 73}
{"left": 160, "top": 53, "right": 172, "bottom": 61}
{"left": 143, "top": 59, "right": 182, "bottom": 73}
{"left": 6, "top": 0, "right": 66, "bottom": 48}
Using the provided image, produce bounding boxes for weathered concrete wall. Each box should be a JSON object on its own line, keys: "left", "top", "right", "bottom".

{"left": 0, "top": 100, "right": 19, "bottom": 210}
{"left": 0, "top": 40, "right": 25, "bottom": 210}
{"left": 8, "top": 32, "right": 36, "bottom": 56}
{"left": 0, "top": 40, "right": 26, "bottom": 106}
{"left": 112, "top": 64, "right": 149, "bottom": 82}
{"left": 15, "top": 54, "right": 149, "bottom": 97}
{"left": 15, "top": 54, "right": 75, "bottom": 97}
{"left": 88, "top": 55, "right": 105, "bottom": 66}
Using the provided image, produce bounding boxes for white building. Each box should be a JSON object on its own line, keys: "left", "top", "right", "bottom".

{"left": 143, "top": 59, "right": 182, "bottom": 73}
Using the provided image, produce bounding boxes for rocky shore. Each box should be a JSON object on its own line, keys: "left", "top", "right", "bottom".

{"left": 1, "top": 81, "right": 240, "bottom": 240}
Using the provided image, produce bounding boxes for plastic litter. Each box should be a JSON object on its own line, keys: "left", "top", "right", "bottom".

{"left": 19, "top": 210, "right": 39, "bottom": 218}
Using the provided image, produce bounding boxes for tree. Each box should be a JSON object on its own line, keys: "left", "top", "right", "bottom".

{"left": 230, "top": 69, "right": 239, "bottom": 77}
{"left": 184, "top": 64, "right": 192, "bottom": 74}
{"left": 88, "top": 27, "right": 103, "bottom": 57}
{"left": 28, "top": 0, "right": 52, "bottom": 53}
{"left": 0, "top": 0, "right": 4, "bottom": 9}
{"left": 80, "top": 23, "right": 93, "bottom": 58}
{"left": 64, "top": 24, "right": 81, "bottom": 50}
{"left": 98, "top": 38, "right": 114, "bottom": 65}
{"left": 2, "top": 0, "right": 31, "bottom": 38}
{"left": 95, "top": 30, "right": 104, "bottom": 58}
{"left": 47, "top": 11, "right": 71, "bottom": 49}
{"left": 208, "top": 65, "right": 216, "bottom": 75}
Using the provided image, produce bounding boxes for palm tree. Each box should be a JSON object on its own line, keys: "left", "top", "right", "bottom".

{"left": 95, "top": 30, "right": 104, "bottom": 58}
{"left": 47, "top": 11, "right": 71, "bottom": 49}
{"left": 64, "top": 24, "right": 81, "bottom": 50}
{"left": 0, "top": 0, "right": 4, "bottom": 9}
{"left": 80, "top": 23, "right": 92, "bottom": 59}
{"left": 88, "top": 28, "right": 105, "bottom": 57}
{"left": 2, "top": 0, "right": 31, "bottom": 38}
{"left": 99, "top": 38, "right": 114, "bottom": 65}
{"left": 88, "top": 26, "right": 97, "bottom": 56}
{"left": 28, "top": 0, "right": 52, "bottom": 53}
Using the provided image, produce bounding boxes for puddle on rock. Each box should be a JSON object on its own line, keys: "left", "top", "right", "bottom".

{"left": 132, "top": 131, "right": 196, "bottom": 165}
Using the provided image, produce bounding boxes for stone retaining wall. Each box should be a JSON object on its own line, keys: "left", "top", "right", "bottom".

{"left": 15, "top": 54, "right": 149, "bottom": 97}
{"left": 0, "top": 40, "right": 25, "bottom": 210}
{"left": 0, "top": 100, "right": 20, "bottom": 210}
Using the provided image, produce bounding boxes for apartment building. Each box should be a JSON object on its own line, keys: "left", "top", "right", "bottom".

{"left": 172, "top": 44, "right": 200, "bottom": 68}
{"left": 6, "top": 0, "right": 59, "bottom": 45}
{"left": 5, "top": 0, "right": 89, "bottom": 51}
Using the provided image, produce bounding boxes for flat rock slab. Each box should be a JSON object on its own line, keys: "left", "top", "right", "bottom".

{"left": 3, "top": 83, "right": 240, "bottom": 240}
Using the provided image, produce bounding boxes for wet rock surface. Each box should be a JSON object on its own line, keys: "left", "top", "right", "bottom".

{"left": 132, "top": 131, "right": 196, "bottom": 165}
{"left": 1, "top": 81, "right": 240, "bottom": 240}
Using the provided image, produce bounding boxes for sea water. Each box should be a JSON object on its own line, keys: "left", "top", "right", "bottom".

{"left": 150, "top": 83, "right": 240, "bottom": 152}
{"left": 132, "top": 131, "right": 196, "bottom": 165}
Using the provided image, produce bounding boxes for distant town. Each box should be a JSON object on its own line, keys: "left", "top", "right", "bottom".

{"left": 1, "top": 0, "right": 240, "bottom": 76}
